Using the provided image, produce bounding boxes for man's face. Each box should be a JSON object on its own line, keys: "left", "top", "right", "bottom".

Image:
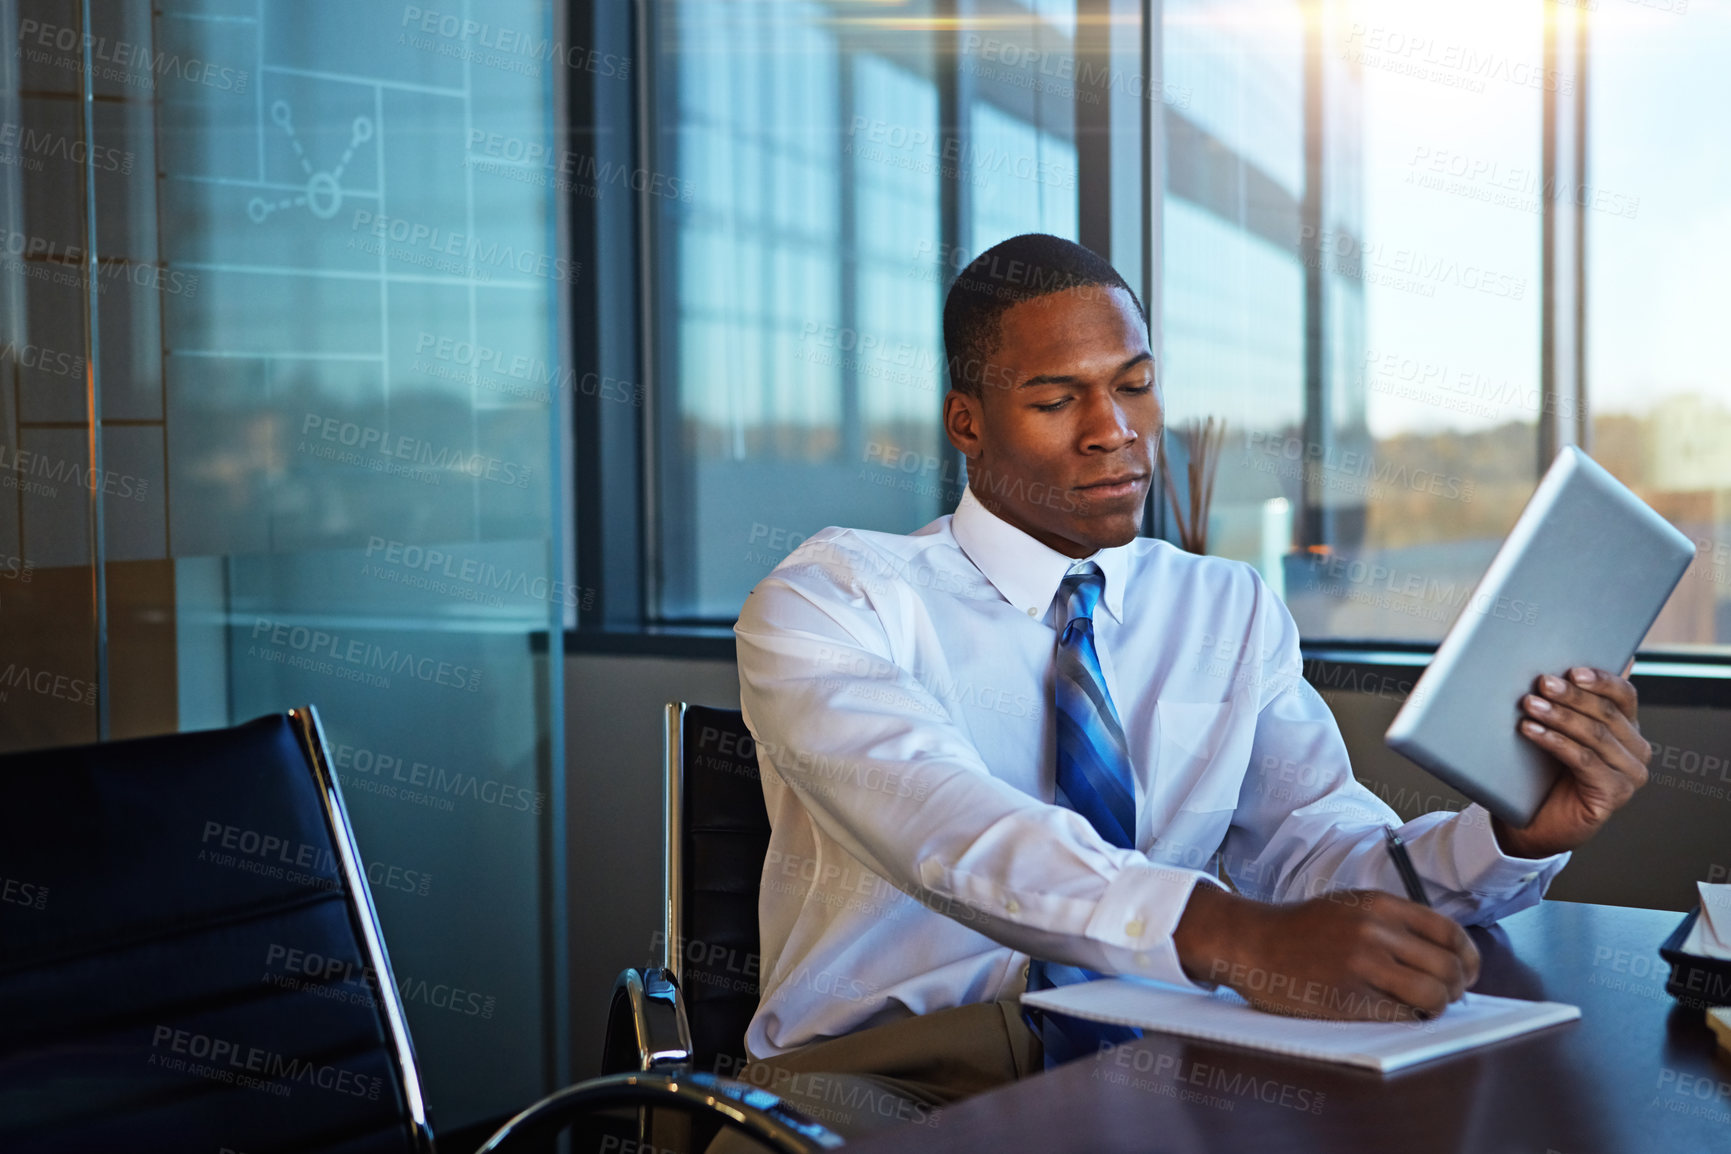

{"left": 943, "top": 284, "right": 1159, "bottom": 558}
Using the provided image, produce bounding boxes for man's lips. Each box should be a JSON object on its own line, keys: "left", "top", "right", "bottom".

{"left": 1075, "top": 473, "right": 1148, "bottom": 497}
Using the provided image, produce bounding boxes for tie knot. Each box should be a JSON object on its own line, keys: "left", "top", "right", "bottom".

{"left": 1058, "top": 562, "right": 1105, "bottom": 626}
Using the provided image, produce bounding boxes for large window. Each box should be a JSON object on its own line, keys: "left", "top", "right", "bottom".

{"left": 1158, "top": 1, "right": 1555, "bottom": 642}
{"left": 1587, "top": 3, "right": 1731, "bottom": 650}
{"left": 611, "top": 0, "right": 1731, "bottom": 655}
{"left": 647, "top": 0, "right": 1081, "bottom": 620}
{"left": 1159, "top": 0, "right": 1310, "bottom": 585}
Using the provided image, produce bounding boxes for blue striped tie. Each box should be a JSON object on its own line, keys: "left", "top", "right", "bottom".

{"left": 1026, "top": 561, "right": 1143, "bottom": 1066}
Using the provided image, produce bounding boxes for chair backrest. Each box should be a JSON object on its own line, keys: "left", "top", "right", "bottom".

{"left": 663, "top": 703, "right": 772, "bottom": 1074}
{"left": 0, "top": 707, "right": 432, "bottom": 1154}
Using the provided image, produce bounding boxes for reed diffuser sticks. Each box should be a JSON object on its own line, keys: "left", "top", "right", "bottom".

{"left": 1159, "top": 417, "right": 1226, "bottom": 555}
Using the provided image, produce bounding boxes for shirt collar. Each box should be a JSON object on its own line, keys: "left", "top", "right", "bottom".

{"left": 951, "top": 484, "right": 1128, "bottom": 624}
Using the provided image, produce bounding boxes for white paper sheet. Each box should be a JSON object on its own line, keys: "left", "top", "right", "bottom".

{"left": 1684, "top": 882, "right": 1731, "bottom": 960}
{"left": 1022, "top": 978, "right": 1580, "bottom": 1073}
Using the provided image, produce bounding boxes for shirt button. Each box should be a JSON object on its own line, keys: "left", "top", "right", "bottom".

{"left": 1134, "top": 952, "right": 1151, "bottom": 968}
{"left": 1125, "top": 919, "right": 1146, "bottom": 938}
{"left": 1005, "top": 898, "right": 1021, "bottom": 914}
{"left": 1520, "top": 871, "right": 1538, "bottom": 883}
{"left": 1027, "top": 607, "right": 1037, "bottom": 617}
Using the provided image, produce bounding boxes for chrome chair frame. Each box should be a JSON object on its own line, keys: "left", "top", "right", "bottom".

{"left": 477, "top": 701, "right": 841, "bottom": 1154}
{"left": 664, "top": 699, "right": 688, "bottom": 987}
{"left": 290, "top": 704, "right": 436, "bottom": 1153}
{"left": 476, "top": 1072, "right": 843, "bottom": 1153}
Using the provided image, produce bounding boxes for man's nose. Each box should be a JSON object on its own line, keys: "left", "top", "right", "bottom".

{"left": 1080, "top": 392, "right": 1138, "bottom": 452}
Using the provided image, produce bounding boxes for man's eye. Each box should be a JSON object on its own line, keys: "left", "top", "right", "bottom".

{"left": 1033, "top": 397, "right": 1070, "bottom": 412}
{"left": 1122, "top": 382, "right": 1154, "bottom": 394}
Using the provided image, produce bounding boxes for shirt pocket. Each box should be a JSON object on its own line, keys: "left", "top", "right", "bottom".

{"left": 1150, "top": 700, "right": 1248, "bottom": 872}
{"left": 1155, "top": 699, "right": 1251, "bottom": 814}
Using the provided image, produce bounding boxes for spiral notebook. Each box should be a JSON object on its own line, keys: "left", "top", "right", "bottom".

{"left": 1022, "top": 979, "right": 1579, "bottom": 1073}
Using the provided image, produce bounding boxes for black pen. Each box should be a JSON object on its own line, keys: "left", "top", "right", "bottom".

{"left": 1384, "top": 825, "right": 1431, "bottom": 907}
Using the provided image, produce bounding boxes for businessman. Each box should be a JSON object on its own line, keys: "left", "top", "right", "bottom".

{"left": 724, "top": 233, "right": 1650, "bottom": 1138}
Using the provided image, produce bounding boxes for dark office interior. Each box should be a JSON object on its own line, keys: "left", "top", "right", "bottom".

{"left": 2, "top": 2, "right": 1728, "bottom": 1151}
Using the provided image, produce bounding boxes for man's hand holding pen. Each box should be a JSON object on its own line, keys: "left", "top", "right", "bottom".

{"left": 1175, "top": 884, "right": 1479, "bottom": 1023}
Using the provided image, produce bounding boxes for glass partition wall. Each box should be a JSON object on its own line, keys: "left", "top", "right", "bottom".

{"left": 0, "top": 0, "right": 569, "bottom": 1129}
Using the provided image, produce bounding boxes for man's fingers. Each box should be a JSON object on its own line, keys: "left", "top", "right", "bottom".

{"left": 1520, "top": 701, "right": 1647, "bottom": 787}
{"left": 1381, "top": 933, "right": 1469, "bottom": 1005}
{"left": 1519, "top": 717, "right": 1604, "bottom": 777}
{"left": 1363, "top": 958, "right": 1455, "bottom": 1019}
{"left": 1533, "top": 672, "right": 1645, "bottom": 755}
{"left": 1371, "top": 893, "right": 1481, "bottom": 978}
{"left": 1568, "top": 665, "right": 1639, "bottom": 719}
{"left": 1519, "top": 721, "right": 1646, "bottom": 812}
{"left": 1250, "top": 893, "right": 1482, "bottom": 1025}
{"left": 1546, "top": 667, "right": 1645, "bottom": 754}
{"left": 1421, "top": 916, "right": 1479, "bottom": 987}
{"left": 1350, "top": 898, "right": 1476, "bottom": 1013}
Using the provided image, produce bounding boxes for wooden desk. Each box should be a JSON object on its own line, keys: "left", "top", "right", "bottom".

{"left": 848, "top": 902, "right": 1730, "bottom": 1154}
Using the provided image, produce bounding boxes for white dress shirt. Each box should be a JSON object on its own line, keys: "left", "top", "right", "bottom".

{"left": 734, "top": 485, "right": 1567, "bottom": 1059}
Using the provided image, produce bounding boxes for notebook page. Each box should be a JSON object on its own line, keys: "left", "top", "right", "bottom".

{"left": 1023, "top": 979, "right": 1580, "bottom": 1073}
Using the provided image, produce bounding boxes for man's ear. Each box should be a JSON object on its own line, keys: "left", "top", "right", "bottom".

{"left": 943, "top": 389, "right": 985, "bottom": 461}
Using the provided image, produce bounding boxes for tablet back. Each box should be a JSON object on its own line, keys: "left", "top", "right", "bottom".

{"left": 1385, "top": 446, "right": 1696, "bottom": 827}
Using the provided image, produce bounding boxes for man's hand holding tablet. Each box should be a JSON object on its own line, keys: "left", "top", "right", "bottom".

{"left": 1500, "top": 661, "right": 1653, "bottom": 858}
{"left": 1385, "top": 447, "right": 1692, "bottom": 829}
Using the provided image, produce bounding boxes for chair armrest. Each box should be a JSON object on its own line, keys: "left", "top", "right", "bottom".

{"left": 603, "top": 967, "right": 694, "bottom": 1074}
{"left": 474, "top": 1071, "right": 844, "bottom": 1154}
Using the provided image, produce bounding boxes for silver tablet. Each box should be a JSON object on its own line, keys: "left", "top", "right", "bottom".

{"left": 1384, "top": 446, "right": 1696, "bottom": 828}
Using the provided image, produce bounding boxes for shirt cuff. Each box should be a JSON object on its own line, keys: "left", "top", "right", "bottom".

{"left": 1083, "top": 862, "right": 1225, "bottom": 990}
{"left": 1449, "top": 803, "right": 1570, "bottom": 895}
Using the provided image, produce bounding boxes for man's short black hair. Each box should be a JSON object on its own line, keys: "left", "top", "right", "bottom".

{"left": 942, "top": 233, "right": 1145, "bottom": 397}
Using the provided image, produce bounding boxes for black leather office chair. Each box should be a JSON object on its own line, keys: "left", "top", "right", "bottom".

{"left": 477, "top": 703, "right": 840, "bottom": 1154}
{"left": 0, "top": 705, "right": 833, "bottom": 1154}
{"left": 0, "top": 707, "right": 432, "bottom": 1154}
{"left": 659, "top": 702, "right": 777, "bottom": 1073}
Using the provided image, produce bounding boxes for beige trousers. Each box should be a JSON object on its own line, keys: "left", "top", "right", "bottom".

{"left": 705, "top": 998, "right": 1041, "bottom": 1153}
